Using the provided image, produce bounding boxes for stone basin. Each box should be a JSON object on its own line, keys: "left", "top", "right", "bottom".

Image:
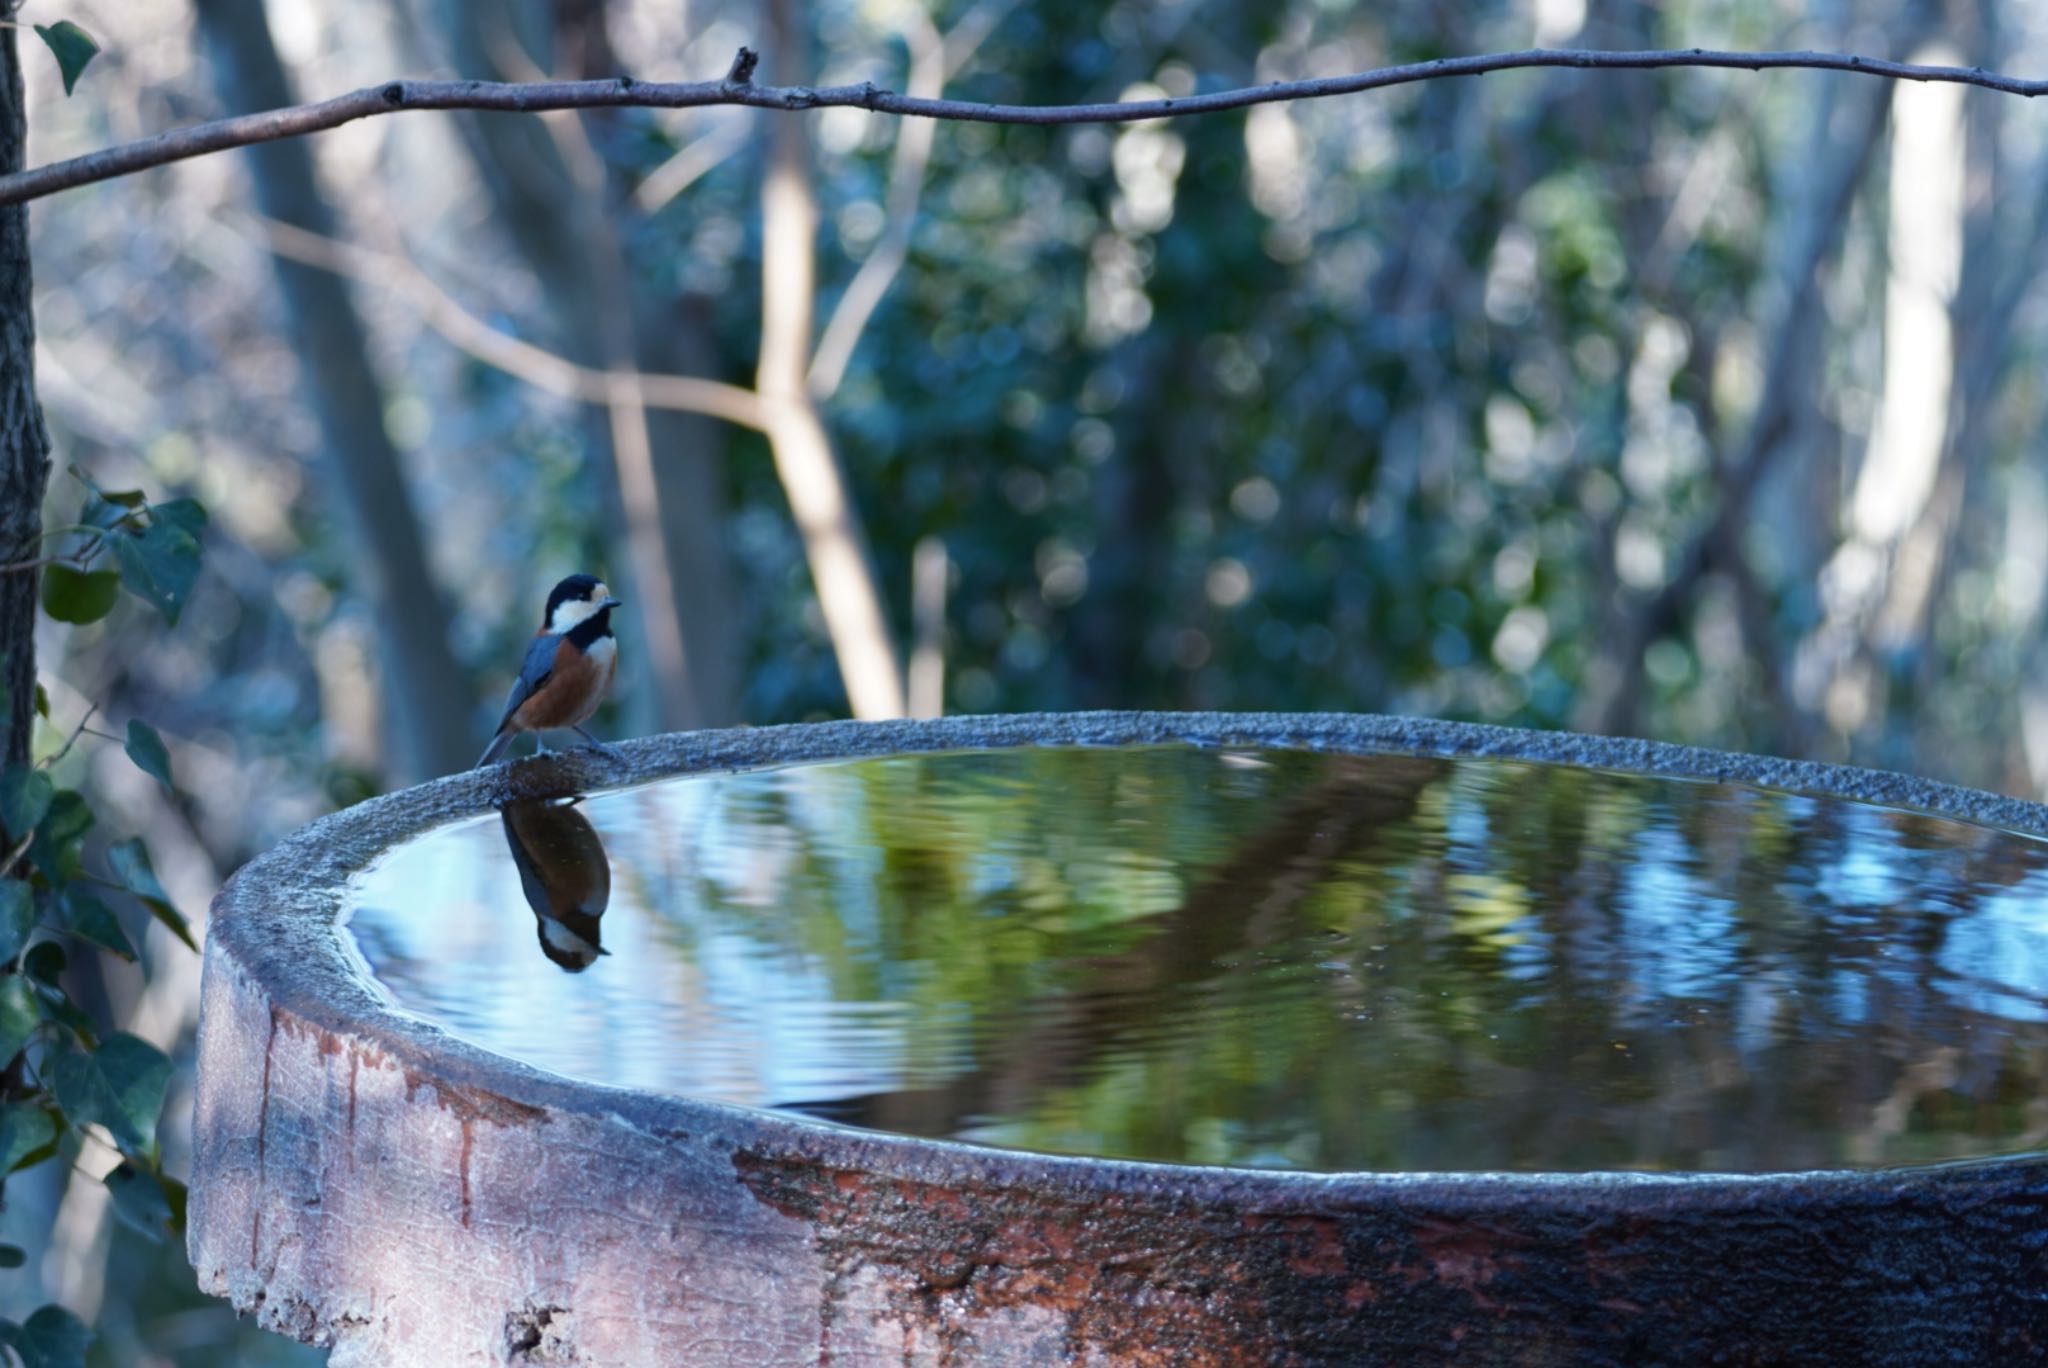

{"left": 187, "top": 712, "right": 2048, "bottom": 1365}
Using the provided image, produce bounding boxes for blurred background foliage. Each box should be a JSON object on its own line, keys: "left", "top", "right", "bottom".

{"left": 6, "top": 0, "right": 2048, "bottom": 1358}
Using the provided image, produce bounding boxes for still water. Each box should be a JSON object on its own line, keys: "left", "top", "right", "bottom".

{"left": 346, "top": 746, "right": 2048, "bottom": 1173}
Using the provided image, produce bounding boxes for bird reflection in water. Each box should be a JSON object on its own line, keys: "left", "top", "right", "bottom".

{"left": 499, "top": 797, "right": 611, "bottom": 972}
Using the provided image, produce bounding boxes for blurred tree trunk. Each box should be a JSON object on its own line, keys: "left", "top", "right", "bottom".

{"left": 417, "top": 0, "right": 739, "bottom": 733}
{"left": 1071, "top": 342, "right": 1177, "bottom": 709}
{"left": 195, "top": 0, "right": 474, "bottom": 781}
{"left": 758, "top": 0, "right": 907, "bottom": 720}
{"left": 1866, "top": 12, "right": 2037, "bottom": 761}
{"left": 556, "top": 0, "right": 743, "bottom": 732}
{"left": 1576, "top": 73, "right": 1896, "bottom": 740}
{"left": 0, "top": 13, "right": 44, "bottom": 771}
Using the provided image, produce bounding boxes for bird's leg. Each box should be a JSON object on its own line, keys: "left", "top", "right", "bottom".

{"left": 533, "top": 734, "right": 549, "bottom": 756}
{"left": 573, "top": 725, "right": 617, "bottom": 755}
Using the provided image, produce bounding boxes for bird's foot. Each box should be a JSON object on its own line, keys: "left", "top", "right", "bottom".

{"left": 573, "top": 726, "right": 619, "bottom": 757}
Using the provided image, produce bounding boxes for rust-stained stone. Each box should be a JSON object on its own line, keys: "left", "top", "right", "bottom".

{"left": 188, "top": 712, "right": 2048, "bottom": 1366}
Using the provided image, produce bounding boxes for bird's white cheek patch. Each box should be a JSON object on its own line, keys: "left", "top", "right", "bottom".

{"left": 549, "top": 598, "right": 599, "bottom": 633}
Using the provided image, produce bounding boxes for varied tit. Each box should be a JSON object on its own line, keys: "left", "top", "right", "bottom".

{"left": 476, "top": 573, "right": 622, "bottom": 767}
{"left": 499, "top": 797, "right": 611, "bottom": 972}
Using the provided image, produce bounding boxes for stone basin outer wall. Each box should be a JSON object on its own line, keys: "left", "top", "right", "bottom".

{"left": 188, "top": 712, "right": 2048, "bottom": 1366}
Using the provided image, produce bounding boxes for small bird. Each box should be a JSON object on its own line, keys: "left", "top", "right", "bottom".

{"left": 476, "top": 573, "right": 622, "bottom": 767}
{"left": 499, "top": 797, "right": 611, "bottom": 972}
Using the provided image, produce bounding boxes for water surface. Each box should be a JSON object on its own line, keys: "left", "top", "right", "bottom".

{"left": 346, "top": 746, "right": 2048, "bottom": 1172}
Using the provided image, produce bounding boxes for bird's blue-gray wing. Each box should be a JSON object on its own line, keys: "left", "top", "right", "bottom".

{"left": 492, "top": 633, "right": 563, "bottom": 734}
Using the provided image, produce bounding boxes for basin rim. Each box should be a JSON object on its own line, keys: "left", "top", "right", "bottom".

{"left": 209, "top": 708, "right": 2048, "bottom": 1196}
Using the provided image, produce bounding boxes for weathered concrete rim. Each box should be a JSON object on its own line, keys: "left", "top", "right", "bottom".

{"left": 210, "top": 709, "right": 2048, "bottom": 1197}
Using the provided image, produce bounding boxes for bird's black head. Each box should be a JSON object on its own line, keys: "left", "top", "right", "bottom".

{"left": 542, "top": 573, "right": 620, "bottom": 633}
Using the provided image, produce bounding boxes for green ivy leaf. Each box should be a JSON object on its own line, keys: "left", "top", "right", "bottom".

{"left": 23, "top": 941, "right": 65, "bottom": 987}
{"left": 0, "top": 1245, "right": 23, "bottom": 1270}
{"left": 0, "top": 978, "right": 38, "bottom": 1068}
{"left": 96, "top": 490, "right": 147, "bottom": 510}
{"left": 31, "top": 21, "right": 99, "bottom": 97}
{"left": 38, "top": 565, "right": 120, "bottom": 626}
{"left": 33, "top": 684, "right": 48, "bottom": 720}
{"left": 0, "top": 768, "right": 53, "bottom": 844}
{"left": 104, "top": 1163, "right": 178, "bottom": 1242}
{"left": 0, "top": 1105, "right": 56, "bottom": 1174}
{"left": 48, "top": 1034, "right": 171, "bottom": 1156}
{"left": 151, "top": 499, "right": 208, "bottom": 539}
{"left": 111, "top": 499, "right": 207, "bottom": 626}
{"left": 161, "top": 1170, "right": 189, "bottom": 1234}
{"left": 28, "top": 791, "right": 92, "bottom": 884}
{"left": 123, "top": 720, "right": 173, "bottom": 794}
{"left": 32, "top": 985, "right": 96, "bottom": 1052}
{"left": 0, "top": 879, "right": 34, "bottom": 964}
{"left": 57, "top": 889, "right": 133, "bottom": 962}
{"left": 2, "top": 1303, "right": 92, "bottom": 1368}
{"left": 108, "top": 839, "right": 193, "bottom": 952}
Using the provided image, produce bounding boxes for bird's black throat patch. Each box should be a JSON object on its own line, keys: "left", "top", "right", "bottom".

{"left": 564, "top": 605, "right": 615, "bottom": 650}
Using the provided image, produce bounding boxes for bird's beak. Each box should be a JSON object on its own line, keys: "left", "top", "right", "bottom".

{"left": 600, "top": 597, "right": 623, "bottom": 609}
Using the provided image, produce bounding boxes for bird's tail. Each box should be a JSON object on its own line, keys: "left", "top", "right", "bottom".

{"left": 476, "top": 729, "right": 517, "bottom": 768}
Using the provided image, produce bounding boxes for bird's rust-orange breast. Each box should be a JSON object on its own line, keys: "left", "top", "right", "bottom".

{"left": 512, "top": 637, "right": 611, "bottom": 730}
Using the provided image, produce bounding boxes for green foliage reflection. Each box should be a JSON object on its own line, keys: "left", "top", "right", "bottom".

{"left": 358, "top": 747, "right": 2048, "bottom": 1174}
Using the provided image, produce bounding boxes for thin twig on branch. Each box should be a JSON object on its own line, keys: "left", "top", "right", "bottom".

{"left": 4, "top": 46, "right": 2047, "bottom": 207}
{"left": 809, "top": 0, "right": 1019, "bottom": 400}
{"left": 246, "top": 215, "right": 767, "bottom": 430}
{"left": 632, "top": 116, "right": 752, "bottom": 215}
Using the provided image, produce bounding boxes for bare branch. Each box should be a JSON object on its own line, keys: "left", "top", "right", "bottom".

{"left": 757, "top": 0, "right": 907, "bottom": 720}
{"left": 247, "top": 215, "right": 767, "bottom": 430}
{"left": 632, "top": 116, "right": 751, "bottom": 215}
{"left": 809, "top": 0, "right": 1018, "bottom": 400}
{"left": 37, "top": 702, "right": 96, "bottom": 771}
{"left": 7, "top": 46, "right": 2048, "bottom": 208}
{"left": 0, "top": 546, "right": 84, "bottom": 574}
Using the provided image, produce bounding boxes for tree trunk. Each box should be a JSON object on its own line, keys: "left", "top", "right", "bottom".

{"left": 758, "top": 0, "right": 906, "bottom": 719}
{"left": 418, "top": 0, "right": 741, "bottom": 733}
{"left": 642, "top": 311, "right": 741, "bottom": 724}
{"left": 1575, "top": 70, "right": 1897, "bottom": 739}
{"left": 195, "top": 0, "right": 475, "bottom": 781}
{"left": 0, "top": 10, "right": 48, "bottom": 771}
